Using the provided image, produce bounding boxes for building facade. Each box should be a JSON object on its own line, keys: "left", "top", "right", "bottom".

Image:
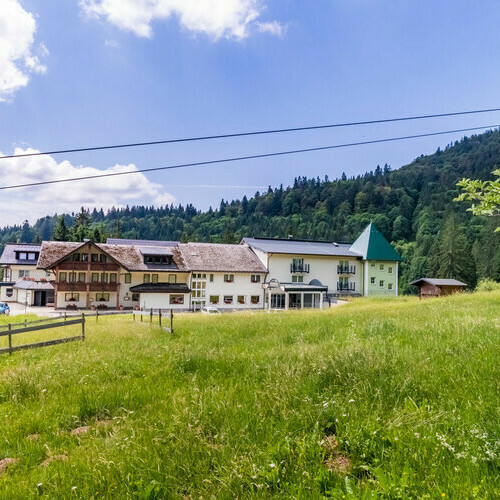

{"left": 0, "top": 244, "right": 54, "bottom": 305}
{"left": 243, "top": 222, "right": 402, "bottom": 309}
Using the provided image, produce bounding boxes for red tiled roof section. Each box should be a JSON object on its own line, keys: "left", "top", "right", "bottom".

{"left": 37, "top": 241, "right": 188, "bottom": 272}
{"left": 37, "top": 241, "right": 83, "bottom": 269}
{"left": 178, "top": 243, "right": 267, "bottom": 273}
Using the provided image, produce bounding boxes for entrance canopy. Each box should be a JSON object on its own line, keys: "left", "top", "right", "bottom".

{"left": 263, "top": 279, "right": 327, "bottom": 310}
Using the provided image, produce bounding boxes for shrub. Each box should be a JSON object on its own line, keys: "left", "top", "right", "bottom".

{"left": 475, "top": 278, "right": 500, "bottom": 292}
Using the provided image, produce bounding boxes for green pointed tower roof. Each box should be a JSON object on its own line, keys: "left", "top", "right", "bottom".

{"left": 349, "top": 223, "right": 402, "bottom": 262}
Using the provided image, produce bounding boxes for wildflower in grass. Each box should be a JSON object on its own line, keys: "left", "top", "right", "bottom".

{"left": 348, "top": 399, "right": 355, "bottom": 403}
{"left": 269, "top": 463, "right": 275, "bottom": 468}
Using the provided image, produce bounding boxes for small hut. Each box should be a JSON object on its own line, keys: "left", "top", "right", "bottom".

{"left": 410, "top": 278, "right": 467, "bottom": 298}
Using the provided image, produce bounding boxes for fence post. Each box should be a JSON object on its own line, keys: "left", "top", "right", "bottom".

{"left": 159, "top": 309, "right": 162, "bottom": 328}
{"left": 64, "top": 311, "right": 67, "bottom": 323}
{"left": 140, "top": 309, "right": 143, "bottom": 322}
{"left": 170, "top": 309, "right": 174, "bottom": 335}
{"left": 150, "top": 308, "right": 153, "bottom": 324}
{"left": 133, "top": 311, "right": 135, "bottom": 321}
{"left": 8, "top": 324, "right": 12, "bottom": 355}
{"left": 81, "top": 313, "right": 85, "bottom": 341}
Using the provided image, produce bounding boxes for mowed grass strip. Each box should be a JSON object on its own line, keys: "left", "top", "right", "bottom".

{"left": 0, "top": 292, "right": 498, "bottom": 498}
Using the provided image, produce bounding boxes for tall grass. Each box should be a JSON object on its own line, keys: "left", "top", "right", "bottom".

{"left": 0, "top": 292, "right": 498, "bottom": 498}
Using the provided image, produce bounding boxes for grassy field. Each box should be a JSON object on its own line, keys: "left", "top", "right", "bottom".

{"left": 0, "top": 293, "right": 498, "bottom": 499}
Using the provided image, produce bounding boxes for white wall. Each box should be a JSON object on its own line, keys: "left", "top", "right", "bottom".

{"left": 195, "top": 272, "right": 266, "bottom": 310}
{"left": 140, "top": 293, "right": 189, "bottom": 310}
{"left": 265, "top": 254, "right": 363, "bottom": 295}
{"left": 4, "top": 265, "right": 50, "bottom": 282}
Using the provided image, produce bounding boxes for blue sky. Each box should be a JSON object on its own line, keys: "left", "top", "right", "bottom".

{"left": 1, "top": 0, "right": 500, "bottom": 226}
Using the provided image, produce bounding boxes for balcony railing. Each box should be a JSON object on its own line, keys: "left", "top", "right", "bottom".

{"left": 290, "top": 263, "right": 310, "bottom": 273}
{"left": 337, "top": 282, "right": 356, "bottom": 292}
{"left": 337, "top": 265, "right": 356, "bottom": 275}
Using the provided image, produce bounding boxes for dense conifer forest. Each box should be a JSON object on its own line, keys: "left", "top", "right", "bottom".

{"left": 2, "top": 130, "right": 499, "bottom": 293}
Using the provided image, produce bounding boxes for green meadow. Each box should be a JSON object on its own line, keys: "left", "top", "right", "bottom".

{"left": 0, "top": 292, "right": 498, "bottom": 499}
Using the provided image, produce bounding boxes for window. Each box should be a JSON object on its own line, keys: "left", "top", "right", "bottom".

{"left": 81, "top": 253, "right": 89, "bottom": 262}
{"left": 69, "top": 272, "right": 77, "bottom": 283}
{"left": 152, "top": 274, "right": 158, "bottom": 284}
{"left": 388, "top": 266, "right": 393, "bottom": 274}
{"left": 224, "top": 295, "right": 233, "bottom": 304}
{"left": 224, "top": 274, "right": 234, "bottom": 283}
{"left": 168, "top": 274, "right": 176, "bottom": 283}
{"left": 96, "top": 293, "right": 110, "bottom": 301}
{"left": 110, "top": 273, "right": 117, "bottom": 283}
{"left": 101, "top": 273, "right": 108, "bottom": 284}
{"left": 78, "top": 272, "right": 86, "bottom": 283}
{"left": 19, "top": 270, "right": 30, "bottom": 278}
{"left": 379, "top": 280, "right": 384, "bottom": 287}
{"left": 251, "top": 295, "right": 260, "bottom": 304}
{"left": 91, "top": 272, "right": 99, "bottom": 283}
{"left": 292, "top": 275, "right": 304, "bottom": 283}
{"left": 27, "top": 252, "right": 37, "bottom": 260}
{"left": 100, "top": 254, "right": 107, "bottom": 263}
{"left": 388, "top": 283, "right": 393, "bottom": 290}
{"left": 59, "top": 272, "right": 67, "bottom": 282}
{"left": 91, "top": 253, "right": 99, "bottom": 262}
{"left": 380, "top": 264, "right": 384, "bottom": 271}
{"left": 143, "top": 274, "right": 150, "bottom": 283}
{"left": 251, "top": 275, "right": 261, "bottom": 283}
{"left": 209, "top": 295, "right": 219, "bottom": 304}
{"left": 370, "top": 277, "right": 375, "bottom": 284}
{"left": 237, "top": 295, "right": 245, "bottom": 304}
{"left": 371, "top": 262, "right": 375, "bottom": 267}
{"left": 6, "top": 288, "right": 13, "bottom": 298}
{"left": 124, "top": 273, "right": 131, "bottom": 283}
{"left": 65, "top": 293, "right": 79, "bottom": 301}
{"left": 72, "top": 253, "right": 81, "bottom": 262}
{"left": 18, "top": 252, "right": 27, "bottom": 260}
{"left": 209, "top": 274, "right": 214, "bottom": 282}
{"left": 292, "top": 258, "right": 304, "bottom": 267}
{"left": 45, "top": 271, "right": 51, "bottom": 278}
{"left": 132, "top": 293, "right": 139, "bottom": 302}
{"left": 170, "top": 294, "right": 184, "bottom": 305}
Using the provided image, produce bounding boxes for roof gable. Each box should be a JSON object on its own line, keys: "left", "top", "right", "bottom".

{"left": 349, "top": 223, "right": 402, "bottom": 262}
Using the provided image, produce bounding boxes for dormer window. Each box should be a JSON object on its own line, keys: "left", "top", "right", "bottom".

{"left": 15, "top": 251, "right": 39, "bottom": 261}
{"left": 144, "top": 255, "right": 172, "bottom": 265}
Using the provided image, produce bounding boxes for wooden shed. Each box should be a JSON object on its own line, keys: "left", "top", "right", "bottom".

{"left": 410, "top": 278, "right": 467, "bottom": 298}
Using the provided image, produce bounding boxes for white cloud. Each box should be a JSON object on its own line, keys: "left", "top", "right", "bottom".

{"left": 80, "top": 0, "right": 284, "bottom": 40}
{"left": 0, "top": 148, "right": 176, "bottom": 225}
{"left": 0, "top": 0, "right": 48, "bottom": 102}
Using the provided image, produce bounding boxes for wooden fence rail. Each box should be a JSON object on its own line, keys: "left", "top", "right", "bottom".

{"left": 0, "top": 314, "right": 85, "bottom": 355}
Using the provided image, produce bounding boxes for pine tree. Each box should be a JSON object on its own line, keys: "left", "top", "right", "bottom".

{"left": 53, "top": 216, "right": 69, "bottom": 241}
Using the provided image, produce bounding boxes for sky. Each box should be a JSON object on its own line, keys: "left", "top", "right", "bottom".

{"left": 1, "top": 0, "right": 500, "bottom": 226}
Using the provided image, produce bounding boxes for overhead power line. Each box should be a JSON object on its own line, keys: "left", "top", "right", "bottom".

{"left": 0, "top": 124, "right": 496, "bottom": 192}
{"left": 1, "top": 107, "right": 500, "bottom": 160}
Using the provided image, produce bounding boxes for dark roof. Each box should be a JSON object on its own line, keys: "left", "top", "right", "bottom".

{"left": 349, "top": 223, "right": 402, "bottom": 262}
{"left": 242, "top": 238, "right": 360, "bottom": 257}
{"left": 129, "top": 283, "right": 191, "bottom": 293}
{"left": 178, "top": 243, "right": 267, "bottom": 273}
{"left": 0, "top": 243, "right": 41, "bottom": 266}
{"left": 106, "top": 238, "right": 179, "bottom": 247}
{"left": 38, "top": 241, "right": 188, "bottom": 272}
{"left": 410, "top": 278, "right": 467, "bottom": 287}
{"left": 262, "top": 280, "right": 328, "bottom": 292}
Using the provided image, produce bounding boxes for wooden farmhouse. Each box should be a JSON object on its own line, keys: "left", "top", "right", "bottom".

{"left": 410, "top": 278, "right": 467, "bottom": 298}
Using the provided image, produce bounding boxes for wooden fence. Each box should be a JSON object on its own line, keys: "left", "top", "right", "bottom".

{"left": 0, "top": 314, "right": 85, "bottom": 355}
{"left": 0, "top": 308, "right": 174, "bottom": 355}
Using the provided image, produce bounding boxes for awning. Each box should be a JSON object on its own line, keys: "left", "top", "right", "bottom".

{"left": 262, "top": 281, "right": 328, "bottom": 293}
{"left": 129, "top": 283, "right": 191, "bottom": 294}
{"left": 13, "top": 280, "right": 54, "bottom": 291}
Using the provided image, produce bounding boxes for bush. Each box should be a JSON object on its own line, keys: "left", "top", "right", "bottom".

{"left": 475, "top": 278, "right": 500, "bottom": 292}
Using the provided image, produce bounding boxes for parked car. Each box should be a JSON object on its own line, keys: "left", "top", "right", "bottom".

{"left": 0, "top": 302, "right": 10, "bottom": 316}
{"left": 201, "top": 306, "right": 220, "bottom": 315}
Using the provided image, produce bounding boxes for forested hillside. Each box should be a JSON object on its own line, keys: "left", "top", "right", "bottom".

{"left": 2, "top": 130, "right": 500, "bottom": 293}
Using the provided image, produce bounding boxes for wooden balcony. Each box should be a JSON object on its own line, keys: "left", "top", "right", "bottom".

{"left": 90, "top": 263, "right": 119, "bottom": 271}
{"left": 57, "top": 282, "right": 87, "bottom": 292}
{"left": 89, "top": 283, "right": 118, "bottom": 292}
{"left": 58, "top": 262, "right": 88, "bottom": 271}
